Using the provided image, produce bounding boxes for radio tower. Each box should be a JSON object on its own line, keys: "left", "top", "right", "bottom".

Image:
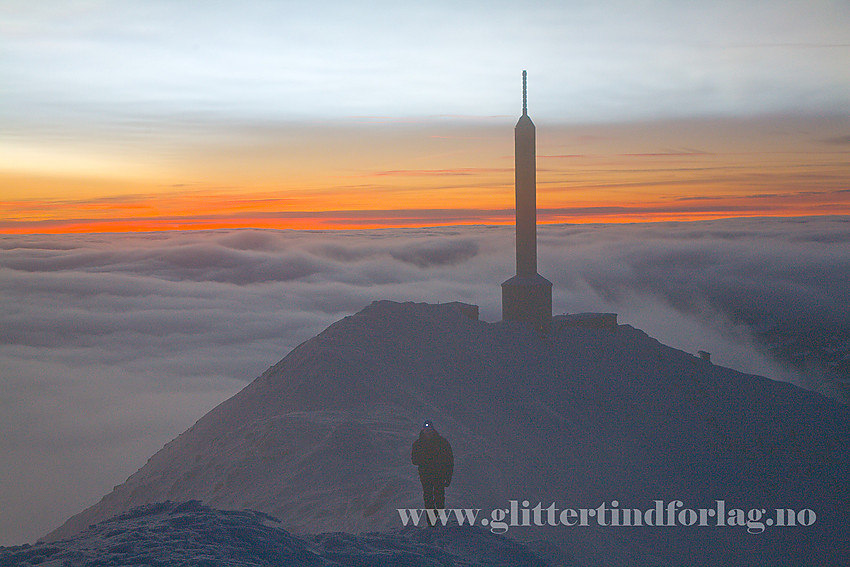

{"left": 501, "top": 71, "right": 553, "bottom": 332}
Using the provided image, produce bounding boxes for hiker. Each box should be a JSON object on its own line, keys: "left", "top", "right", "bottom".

{"left": 411, "top": 420, "right": 454, "bottom": 511}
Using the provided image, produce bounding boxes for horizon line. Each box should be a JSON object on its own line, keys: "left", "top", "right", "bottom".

{"left": 2, "top": 212, "right": 847, "bottom": 236}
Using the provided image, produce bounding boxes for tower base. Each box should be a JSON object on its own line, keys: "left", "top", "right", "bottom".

{"left": 501, "top": 273, "right": 553, "bottom": 333}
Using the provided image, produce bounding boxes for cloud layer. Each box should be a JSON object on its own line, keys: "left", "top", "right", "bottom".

{"left": 1, "top": 216, "right": 848, "bottom": 544}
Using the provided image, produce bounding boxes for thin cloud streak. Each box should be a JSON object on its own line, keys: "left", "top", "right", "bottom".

{"left": 367, "top": 168, "right": 512, "bottom": 177}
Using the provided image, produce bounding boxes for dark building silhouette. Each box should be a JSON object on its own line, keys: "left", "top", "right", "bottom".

{"left": 501, "top": 71, "right": 552, "bottom": 332}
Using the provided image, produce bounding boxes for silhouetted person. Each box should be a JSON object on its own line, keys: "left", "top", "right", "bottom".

{"left": 411, "top": 420, "right": 453, "bottom": 519}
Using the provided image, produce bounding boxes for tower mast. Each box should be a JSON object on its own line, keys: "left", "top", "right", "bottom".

{"left": 515, "top": 70, "right": 536, "bottom": 277}
{"left": 501, "top": 70, "right": 553, "bottom": 332}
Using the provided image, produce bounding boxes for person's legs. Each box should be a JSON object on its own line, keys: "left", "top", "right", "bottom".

{"left": 422, "top": 481, "right": 435, "bottom": 509}
{"left": 420, "top": 471, "right": 435, "bottom": 509}
{"left": 434, "top": 484, "right": 445, "bottom": 509}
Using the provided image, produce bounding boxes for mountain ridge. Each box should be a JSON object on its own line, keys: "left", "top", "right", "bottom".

{"left": 46, "top": 300, "right": 850, "bottom": 566}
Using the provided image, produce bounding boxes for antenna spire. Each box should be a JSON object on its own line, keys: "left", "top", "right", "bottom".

{"left": 522, "top": 70, "right": 527, "bottom": 115}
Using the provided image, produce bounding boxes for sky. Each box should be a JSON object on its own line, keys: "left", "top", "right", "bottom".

{"left": 2, "top": 0, "right": 850, "bottom": 232}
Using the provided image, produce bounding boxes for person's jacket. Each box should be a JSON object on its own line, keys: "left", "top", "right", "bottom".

{"left": 411, "top": 430, "right": 454, "bottom": 484}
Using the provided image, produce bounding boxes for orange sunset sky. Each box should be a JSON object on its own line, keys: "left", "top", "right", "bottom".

{"left": 2, "top": 1, "right": 849, "bottom": 233}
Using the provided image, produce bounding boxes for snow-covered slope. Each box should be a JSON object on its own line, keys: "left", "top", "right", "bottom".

{"left": 47, "top": 301, "right": 850, "bottom": 566}
{"left": 4, "top": 500, "right": 550, "bottom": 566}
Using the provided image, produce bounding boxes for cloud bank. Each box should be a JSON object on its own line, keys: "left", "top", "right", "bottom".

{"left": 1, "top": 216, "right": 848, "bottom": 544}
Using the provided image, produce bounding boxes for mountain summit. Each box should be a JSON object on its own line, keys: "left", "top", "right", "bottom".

{"left": 48, "top": 301, "right": 850, "bottom": 565}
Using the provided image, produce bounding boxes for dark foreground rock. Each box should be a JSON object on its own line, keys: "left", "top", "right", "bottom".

{"left": 2, "top": 500, "right": 552, "bottom": 567}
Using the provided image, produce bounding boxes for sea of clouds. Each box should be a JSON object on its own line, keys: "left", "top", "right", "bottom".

{"left": 1, "top": 216, "right": 848, "bottom": 545}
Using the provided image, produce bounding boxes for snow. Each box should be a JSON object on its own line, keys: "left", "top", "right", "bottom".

{"left": 43, "top": 301, "right": 850, "bottom": 565}
{"left": 1, "top": 500, "right": 550, "bottom": 566}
